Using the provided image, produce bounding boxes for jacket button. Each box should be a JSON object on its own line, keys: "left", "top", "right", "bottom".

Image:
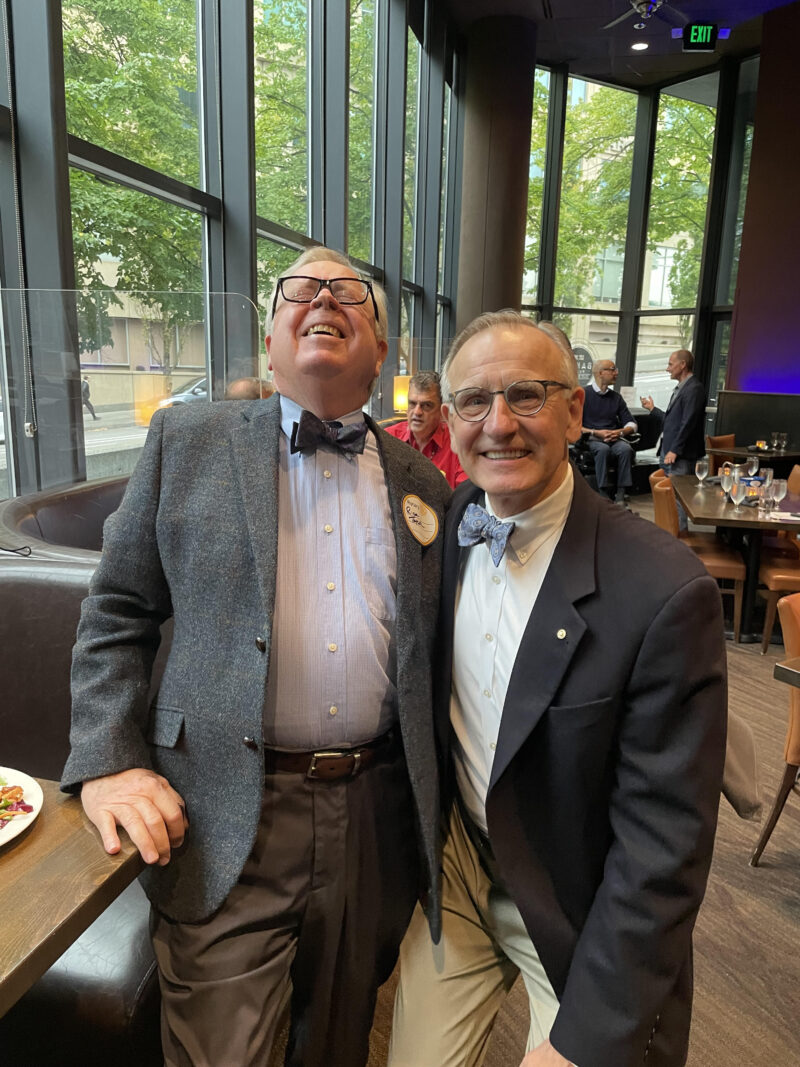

{"left": 255, "top": 636, "right": 267, "bottom": 652}
{"left": 243, "top": 736, "right": 259, "bottom": 749}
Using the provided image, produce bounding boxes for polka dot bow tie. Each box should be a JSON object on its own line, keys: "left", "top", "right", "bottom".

{"left": 457, "top": 502, "right": 516, "bottom": 567}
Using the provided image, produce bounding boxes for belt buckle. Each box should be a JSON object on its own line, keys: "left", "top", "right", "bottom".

{"left": 307, "top": 750, "right": 345, "bottom": 779}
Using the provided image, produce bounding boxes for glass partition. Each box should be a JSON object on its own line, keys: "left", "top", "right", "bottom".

{"left": 0, "top": 290, "right": 262, "bottom": 498}
{"left": 523, "top": 67, "right": 551, "bottom": 305}
{"left": 551, "top": 312, "right": 622, "bottom": 388}
{"left": 349, "top": 0, "right": 377, "bottom": 261}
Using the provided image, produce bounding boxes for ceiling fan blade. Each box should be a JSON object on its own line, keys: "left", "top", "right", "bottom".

{"left": 656, "top": 4, "right": 689, "bottom": 27}
{"left": 602, "top": 8, "right": 636, "bottom": 30}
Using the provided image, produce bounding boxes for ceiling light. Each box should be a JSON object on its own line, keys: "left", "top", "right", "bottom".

{"left": 631, "top": 41, "right": 649, "bottom": 51}
{"left": 634, "top": 22, "right": 646, "bottom": 30}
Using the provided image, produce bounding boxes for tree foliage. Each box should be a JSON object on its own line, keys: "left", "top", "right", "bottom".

{"left": 526, "top": 75, "right": 716, "bottom": 315}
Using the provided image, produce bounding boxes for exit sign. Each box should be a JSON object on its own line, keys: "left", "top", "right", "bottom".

{"left": 683, "top": 23, "right": 719, "bottom": 52}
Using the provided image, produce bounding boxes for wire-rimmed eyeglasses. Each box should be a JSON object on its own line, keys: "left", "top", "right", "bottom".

{"left": 449, "top": 379, "right": 572, "bottom": 422}
{"left": 272, "top": 275, "right": 379, "bottom": 321}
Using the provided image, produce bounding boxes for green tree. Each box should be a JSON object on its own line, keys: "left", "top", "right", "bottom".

{"left": 526, "top": 76, "right": 717, "bottom": 316}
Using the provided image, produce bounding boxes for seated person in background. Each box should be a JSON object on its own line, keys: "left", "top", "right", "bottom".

{"left": 581, "top": 359, "right": 637, "bottom": 504}
{"left": 224, "top": 376, "right": 275, "bottom": 399}
{"left": 385, "top": 370, "right": 467, "bottom": 488}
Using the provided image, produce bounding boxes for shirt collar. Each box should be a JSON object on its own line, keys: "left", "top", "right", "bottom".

{"left": 591, "top": 380, "right": 612, "bottom": 394}
{"left": 279, "top": 393, "right": 367, "bottom": 439}
{"left": 485, "top": 464, "right": 574, "bottom": 566}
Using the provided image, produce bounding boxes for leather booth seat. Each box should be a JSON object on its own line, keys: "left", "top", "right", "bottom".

{"left": 0, "top": 477, "right": 164, "bottom": 1066}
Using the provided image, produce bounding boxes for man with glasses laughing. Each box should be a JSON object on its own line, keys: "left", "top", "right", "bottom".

{"left": 389, "top": 311, "right": 727, "bottom": 1067}
{"left": 63, "top": 246, "right": 450, "bottom": 1066}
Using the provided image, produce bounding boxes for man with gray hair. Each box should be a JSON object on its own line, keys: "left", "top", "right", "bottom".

{"left": 581, "top": 359, "right": 637, "bottom": 505}
{"left": 389, "top": 311, "right": 726, "bottom": 1067}
{"left": 386, "top": 370, "right": 467, "bottom": 488}
{"left": 62, "top": 246, "right": 449, "bottom": 1066}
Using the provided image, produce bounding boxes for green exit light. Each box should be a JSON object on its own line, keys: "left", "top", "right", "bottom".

{"left": 683, "top": 23, "right": 719, "bottom": 52}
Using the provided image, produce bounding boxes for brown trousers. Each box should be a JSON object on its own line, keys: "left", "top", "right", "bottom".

{"left": 151, "top": 749, "right": 420, "bottom": 1067}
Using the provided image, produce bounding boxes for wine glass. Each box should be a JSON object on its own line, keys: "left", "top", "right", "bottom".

{"left": 730, "top": 480, "right": 746, "bottom": 512}
{"left": 746, "top": 455, "right": 760, "bottom": 477}
{"left": 695, "top": 457, "right": 709, "bottom": 488}
{"left": 770, "top": 432, "right": 780, "bottom": 450}
{"left": 778, "top": 433, "right": 788, "bottom": 452}
{"left": 772, "top": 479, "right": 788, "bottom": 510}
{"left": 720, "top": 464, "right": 734, "bottom": 497}
{"left": 761, "top": 467, "right": 774, "bottom": 490}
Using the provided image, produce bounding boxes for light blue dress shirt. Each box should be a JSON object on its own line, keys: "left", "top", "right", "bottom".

{"left": 263, "top": 395, "right": 398, "bottom": 750}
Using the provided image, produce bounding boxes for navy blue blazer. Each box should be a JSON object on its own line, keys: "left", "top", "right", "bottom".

{"left": 650, "top": 375, "right": 706, "bottom": 462}
{"left": 437, "top": 471, "right": 727, "bottom": 1067}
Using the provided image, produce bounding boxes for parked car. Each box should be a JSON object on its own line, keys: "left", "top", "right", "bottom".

{"left": 158, "top": 376, "right": 208, "bottom": 408}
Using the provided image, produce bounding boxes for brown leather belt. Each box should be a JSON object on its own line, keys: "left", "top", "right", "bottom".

{"left": 264, "top": 730, "right": 397, "bottom": 781}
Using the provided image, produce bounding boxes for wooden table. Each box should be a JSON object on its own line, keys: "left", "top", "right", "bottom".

{"left": 0, "top": 779, "right": 143, "bottom": 1017}
{"left": 774, "top": 656, "right": 800, "bottom": 689}
{"left": 705, "top": 447, "right": 800, "bottom": 478}
{"left": 671, "top": 475, "right": 800, "bottom": 640}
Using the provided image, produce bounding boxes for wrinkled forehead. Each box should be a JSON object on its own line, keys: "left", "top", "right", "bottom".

{"left": 409, "top": 387, "right": 440, "bottom": 403}
{"left": 449, "top": 325, "right": 565, "bottom": 388}
{"left": 286, "top": 259, "right": 359, "bottom": 280}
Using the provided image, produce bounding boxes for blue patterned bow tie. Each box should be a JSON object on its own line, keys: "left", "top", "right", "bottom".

{"left": 290, "top": 409, "right": 368, "bottom": 456}
{"left": 457, "top": 502, "right": 516, "bottom": 567}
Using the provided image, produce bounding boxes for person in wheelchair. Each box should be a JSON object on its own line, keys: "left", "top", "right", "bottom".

{"left": 581, "top": 359, "right": 637, "bottom": 505}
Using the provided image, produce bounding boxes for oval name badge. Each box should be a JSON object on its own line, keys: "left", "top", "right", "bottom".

{"left": 402, "top": 494, "right": 439, "bottom": 546}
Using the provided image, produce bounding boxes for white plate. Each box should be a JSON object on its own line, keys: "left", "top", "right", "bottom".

{"left": 0, "top": 767, "right": 44, "bottom": 846}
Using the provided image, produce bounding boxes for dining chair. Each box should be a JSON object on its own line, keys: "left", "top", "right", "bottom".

{"left": 706, "top": 433, "right": 736, "bottom": 475}
{"left": 749, "top": 592, "right": 800, "bottom": 866}
{"left": 648, "top": 468, "right": 666, "bottom": 493}
{"left": 757, "top": 553, "right": 800, "bottom": 653}
{"left": 788, "top": 464, "right": 800, "bottom": 495}
{"left": 652, "top": 479, "right": 745, "bottom": 641}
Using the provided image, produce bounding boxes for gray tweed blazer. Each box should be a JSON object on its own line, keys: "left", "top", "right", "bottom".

{"left": 62, "top": 394, "right": 450, "bottom": 933}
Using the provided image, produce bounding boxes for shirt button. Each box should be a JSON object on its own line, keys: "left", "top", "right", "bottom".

{"left": 483, "top": 689, "right": 491, "bottom": 698}
{"left": 327, "top": 582, "right": 336, "bottom": 591}
{"left": 489, "top": 741, "right": 496, "bottom": 751}
{"left": 324, "top": 524, "right": 333, "bottom": 533}
{"left": 492, "top": 575, "right": 501, "bottom": 585}
{"left": 557, "top": 628, "right": 567, "bottom": 640}
{"left": 323, "top": 470, "right": 332, "bottom": 479}
{"left": 255, "top": 636, "right": 267, "bottom": 653}
{"left": 485, "top": 633, "right": 493, "bottom": 642}
{"left": 328, "top": 642, "right": 338, "bottom": 652}
{"left": 329, "top": 705, "right": 338, "bottom": 716}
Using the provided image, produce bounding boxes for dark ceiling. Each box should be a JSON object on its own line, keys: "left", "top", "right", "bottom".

{"left": 442, "top": 1, "right": 793, "bottom": 88}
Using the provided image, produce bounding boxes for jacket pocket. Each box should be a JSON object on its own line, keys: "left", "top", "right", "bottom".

{"left": 547, "top": 696, "right": 616, "bottom": 729}
{"left": 147, "top": 706, "right": 185, "bottom": 748}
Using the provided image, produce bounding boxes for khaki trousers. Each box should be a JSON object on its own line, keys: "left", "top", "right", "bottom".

{"left": 152, "top": 749, "right": 419, "bottom": 1067}
{"left": 388, "top": 804, "right": 561, "bottom": 1067}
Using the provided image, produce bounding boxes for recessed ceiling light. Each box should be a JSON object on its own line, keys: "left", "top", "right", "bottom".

{"left": 631, "top": 41, "right": 649, "bottom": 51}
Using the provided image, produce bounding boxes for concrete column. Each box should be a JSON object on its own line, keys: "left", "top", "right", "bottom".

{"left": 455, "top": 17, "right": 537, "bottom": 332}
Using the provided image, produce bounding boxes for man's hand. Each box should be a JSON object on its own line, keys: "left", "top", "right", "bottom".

{"left": 664, "top": 450, "right": 677, "bottom": 465}
{"left": 640, "top": 395, "right": 654, "bottom": 411}
{"left": 520, "top": 1038, "right": 573, "bottom": 1066}
{"left": 81, "top": 768, "right": 189, "bottom": 866}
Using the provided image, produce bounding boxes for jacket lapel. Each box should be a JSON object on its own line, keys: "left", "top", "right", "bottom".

{"left": 230, "top": 394, "right": 282, "bottom": 625}
{"left": 489, "top": 472, "right": 600, "bottom": 790}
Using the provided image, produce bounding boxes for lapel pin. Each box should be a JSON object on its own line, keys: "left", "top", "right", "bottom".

{"left": 556, "top": 628, "right": 567, "bottom": 640}
{"left": 402, "top": 494, "right": 439, "bottom": 546}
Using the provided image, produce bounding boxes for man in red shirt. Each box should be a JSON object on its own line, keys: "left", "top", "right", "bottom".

{"left": 385, "top": 371, "right": 467, "bottom": 488}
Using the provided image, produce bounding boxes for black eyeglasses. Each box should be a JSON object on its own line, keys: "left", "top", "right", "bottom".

{"left": 272, "top": 275, "right": 379, "bottom": 321}
{"left": 449, "top": 379, "right": 572, "bottom": 422}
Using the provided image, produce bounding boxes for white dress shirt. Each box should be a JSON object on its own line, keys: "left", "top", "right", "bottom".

{"left": 263, "top": 395, "right": 398, "bottom": 749}
{"left": 451, "top": 466, "right": 574, "bottom": 833}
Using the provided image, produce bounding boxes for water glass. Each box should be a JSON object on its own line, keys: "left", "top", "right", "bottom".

{"left": 720, "top": 464, "right": 734, "bottom": 496}
{"left": 695, "top": 457, "right": 709, "bottom": 487}
{"left": 778, "top": 433, "right": 788, "bottom": 452}
{"left": 761, "top": 467, "right": 774, "bottom": 489}
{"left": 770, "top": 432, "right": 780, "bottom": 450}
{"left": 746, "top": 456, "right": 760, "bottom": 477}
{"left": 772, "top": 478, "right": 788, "bottom": 508}
{"left": 730, "top": 480, "right": 746, "bottom": 512}
{"left": 757, "top": 484, "right": 774, "bottom": 514}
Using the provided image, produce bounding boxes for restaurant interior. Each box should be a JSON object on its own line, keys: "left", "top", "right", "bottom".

{"left": 0, "top": 1, "right": 799, "bottom": 1064}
